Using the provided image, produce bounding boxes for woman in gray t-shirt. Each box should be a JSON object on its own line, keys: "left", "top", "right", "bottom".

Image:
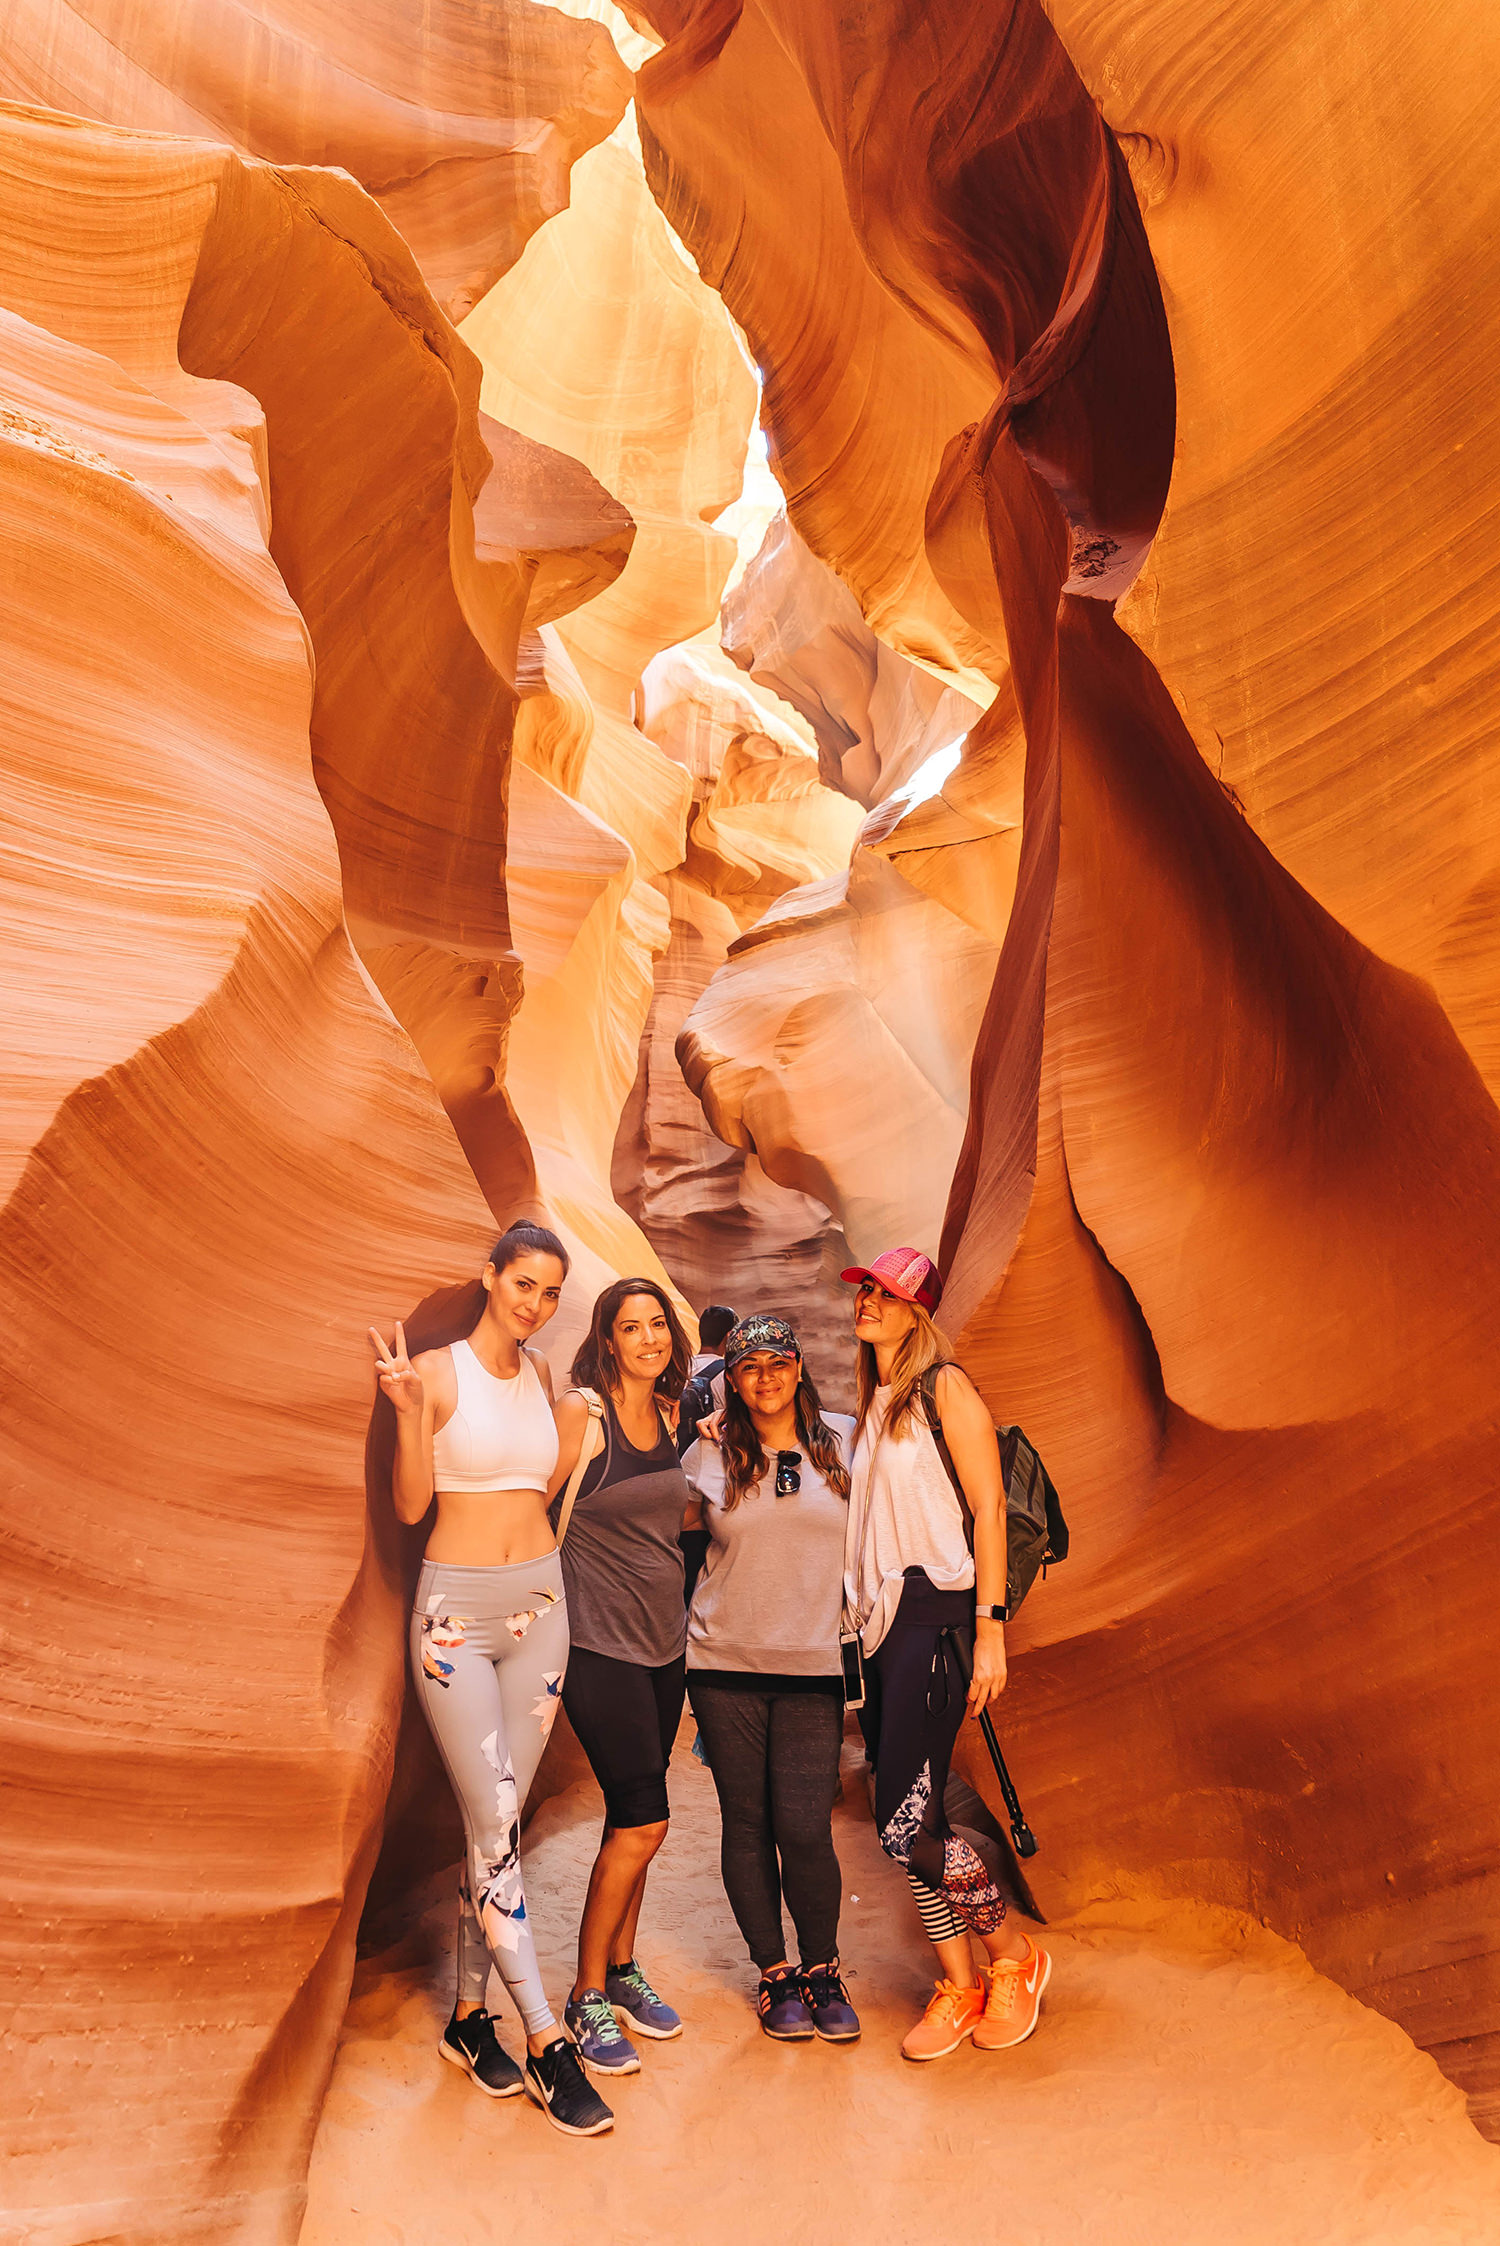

{"left": 682, "top": 1314, "right": 861, "bottom": 2045}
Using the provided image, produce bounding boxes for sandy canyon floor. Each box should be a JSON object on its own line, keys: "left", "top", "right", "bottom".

{"left": 302, "top": 1728, "right": 1500, "bottom": 2246}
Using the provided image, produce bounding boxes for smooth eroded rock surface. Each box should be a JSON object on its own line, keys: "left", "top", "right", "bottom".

{"left": 635, "top": 0, "right": 1500, "bottom": 2129}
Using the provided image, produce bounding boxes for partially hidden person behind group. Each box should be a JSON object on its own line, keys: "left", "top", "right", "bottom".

{"left": 675, "top": 1301, "right": 736, "bottom": 1456}
{"left": 369, "top": 1223, "right": 614, "bottom": 2139}
{"left": 549, "top": 1276, "right": 698, "bottom": 2080}
{"left": 841, "top": 1247, "right": 1050, "bottom": 2062}
{"left": 681, "top": 1313, "right": 862, "bottom": 2046}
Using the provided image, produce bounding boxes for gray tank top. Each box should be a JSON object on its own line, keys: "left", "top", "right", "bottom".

{"left": 548, "top": 1394, "right": 688, "bottom": 1666}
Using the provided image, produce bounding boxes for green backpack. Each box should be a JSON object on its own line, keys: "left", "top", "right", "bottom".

{"left": 918, "top": 1364, "right": 1069, "bottom": 1619}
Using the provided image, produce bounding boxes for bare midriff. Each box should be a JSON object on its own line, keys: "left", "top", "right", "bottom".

{"left": 424, "top": 1486, "right": 558, "bottom": 1568}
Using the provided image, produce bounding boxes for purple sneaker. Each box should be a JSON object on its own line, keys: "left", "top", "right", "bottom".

{"left": 604, "top": 1956, "right": 682, "bottom": 2041}
{"left": 757, "top": 1964, "right": 814, "bottom": 2041}
{"left": 800, "top": 1960, "right": 861, "bottom": 2043}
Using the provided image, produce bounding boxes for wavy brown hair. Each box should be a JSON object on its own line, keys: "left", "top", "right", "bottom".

{"left": 572, "top": 1275, "right": 691, "bottom": 1402}
{"left": 853, "top": 1299, "right": 954, "bottom": 1442}
{"left": 721, "top": 1360, "right": 851, "bottom": 1509}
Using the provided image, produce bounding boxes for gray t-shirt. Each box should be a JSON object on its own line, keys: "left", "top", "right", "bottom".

{"left": 683, "top": 1415, "right": 854, "bottom": 1676}
{"left": 549, "top": 1395, "right": 688, "bottom": 1667}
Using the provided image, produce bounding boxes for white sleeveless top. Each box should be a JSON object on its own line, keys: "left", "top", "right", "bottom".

{"left": 843, "top": 1383, "right": 974, "bottom": 1654}
{"left": 431, "top": 1338, "right": 559, "bottom": 1494}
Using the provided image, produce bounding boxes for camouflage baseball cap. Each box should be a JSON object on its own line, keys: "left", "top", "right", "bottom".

{"left": 723, "top": 1313, "right": 801, "bottom": 1369}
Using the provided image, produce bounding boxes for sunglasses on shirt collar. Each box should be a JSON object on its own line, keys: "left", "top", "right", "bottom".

{"left": 774, "top": 1450, "right": 802, "bottom": 1495}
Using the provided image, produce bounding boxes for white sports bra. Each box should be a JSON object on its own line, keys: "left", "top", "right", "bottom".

{"left": 431, "top": 1338, "right": 559, "bottom": 1495}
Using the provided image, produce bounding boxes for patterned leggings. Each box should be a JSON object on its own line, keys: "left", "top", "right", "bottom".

{"left": 411, "top": 1554, "right": 569, "bottom": 2035}
{"left": 863, "top": 1570, "right": 1007, "bottom": 1943}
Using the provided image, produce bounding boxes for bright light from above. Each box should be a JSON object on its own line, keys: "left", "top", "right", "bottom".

{"left": 714, "top": 399, "right": 783, "bottom": 591}
{"left": 888, "top": 737, "right": 965, "bottom": 811}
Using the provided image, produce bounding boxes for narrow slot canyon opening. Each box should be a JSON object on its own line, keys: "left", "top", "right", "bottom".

{"left": 3, "top": 2, "right": 1500, "bottom": 2241}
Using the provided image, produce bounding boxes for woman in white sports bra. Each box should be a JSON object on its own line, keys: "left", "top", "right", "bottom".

{"left": 369, "top": 1222, "right": 613, "bottom": 2138}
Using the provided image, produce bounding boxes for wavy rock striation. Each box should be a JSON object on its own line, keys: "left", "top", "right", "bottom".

{"left": 0, "top": 0, "right": 631, "bottom": 316}
{"left": 636, "top": 0, "right": 1500, "bottom": 2128}
{"left": 0, "top": 101, "right": 501, "bottom": 2242}
{"left": 614, "top": 640, "right": 866, "bottom": 1397}
{"left": 722, "top": 511, "right": 986, "bottom": 807}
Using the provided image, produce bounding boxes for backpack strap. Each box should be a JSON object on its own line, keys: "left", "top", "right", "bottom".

{"left": 918, "top": 1362, "right": 970, "bottom": 1523}
{"left": 554, "top": 1387, "right": 605, "bottom": 1546}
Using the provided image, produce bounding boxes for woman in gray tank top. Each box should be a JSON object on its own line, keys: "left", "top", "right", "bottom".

{"left": 549, "top": 1277, "right": 697, "bottom": 2078}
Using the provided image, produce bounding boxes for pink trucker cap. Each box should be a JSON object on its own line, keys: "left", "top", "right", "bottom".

{"left": 840, "top": 1246, "right": 944, "bottom": 1314}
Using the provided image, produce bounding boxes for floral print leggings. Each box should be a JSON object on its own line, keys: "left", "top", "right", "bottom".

{"left": 411, "top": 1553, "right": 569, "bottom": 2036}
{"left": 862, "top": 1570, "right": 1008, "bottom": 1939}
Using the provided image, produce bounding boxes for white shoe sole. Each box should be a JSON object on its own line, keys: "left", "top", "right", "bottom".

{"left": 974, "top": 1946, "right": 1053, "bottom": 2052}
{"left": 611, "top": 2004, "right": 683, "bottom": 2042}
{"left": 574, "top": 2040, "right": 642, "bottom": 2077}
{"left": 566, "top": 2005, "right": 643, "bottom": 2074}
{"left": 437, "top": 2034, "right": 524, "bottom": 2098}
{"left": 523, "top": 2076, "right": 614, "bottom": 2135}
{"left": 901, "top": 2019, "right": 979, "bottom": 2062}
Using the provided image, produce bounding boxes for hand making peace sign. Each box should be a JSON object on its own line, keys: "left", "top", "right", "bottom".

{"left": 369, "top": 1320, "right": 424, "bottom": 1416}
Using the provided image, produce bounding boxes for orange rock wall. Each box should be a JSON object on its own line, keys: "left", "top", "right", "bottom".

{"left": 0, "top": 19, "right": 853, "bottom": 2236}
{"left": 0, "top": 0, "right": 631, "bottom": 316}
{"left": 5, "top": 10, "right": 1500, "bottom": 2244}
{"left": 634, "top": 0, "right": 1500, "bottom": 2127}
{"left": 0, "top": 105, "right": 501, "bottom": 2241}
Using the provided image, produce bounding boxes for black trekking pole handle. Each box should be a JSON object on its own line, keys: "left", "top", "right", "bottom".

{"left": 946, "top": 1628, "right": 1039, "bottom": 1860}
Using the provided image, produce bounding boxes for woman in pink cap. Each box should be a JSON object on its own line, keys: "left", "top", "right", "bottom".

{"left": 840, "top": 1248, "right": 1049, "bottom": 2062}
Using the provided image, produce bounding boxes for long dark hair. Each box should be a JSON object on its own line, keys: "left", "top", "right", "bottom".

{"left": 572, "top": 1276, "right": 691, "bottom": 1402}
{"left": 721, "top": 1362, "right": 851, "bottom": 1509}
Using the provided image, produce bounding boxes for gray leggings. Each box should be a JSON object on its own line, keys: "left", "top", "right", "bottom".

{"left": 687, "top": 1679, "right": 844, "bottom": 1970}
{"left": 410, "top": 1553, "right": 570, "bottom": 2036}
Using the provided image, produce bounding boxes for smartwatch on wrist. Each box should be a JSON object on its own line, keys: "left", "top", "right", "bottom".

{"left": 977, "top": 1602, "right": 1009, "bottom": 1622}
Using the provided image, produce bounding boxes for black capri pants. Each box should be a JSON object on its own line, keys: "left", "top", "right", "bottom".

{"left": 563, "top": 1646, "right": 686, "bottom": 1828}
{"left": 860, "top": 1570, "right": 1007, "bottom": 1934}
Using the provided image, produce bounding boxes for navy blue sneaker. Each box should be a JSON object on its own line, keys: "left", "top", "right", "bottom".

{"left": 800, "top": 1960, "right": 861, "bottom": 2043}
{"left": 437, "top": 2007, "right": 525, "bottom": 2096}
{"left": 605, "top": 1957, "right": 683, "bottom": 2041}
{"left": 524, "top": 2036, "right": 614, "bottom": 2136}
{"left": 757, "top": 1964, "right": 814, "bottom": 2041}
{"left": 564, "top": 1987, "right": 641, "bottom": 2075}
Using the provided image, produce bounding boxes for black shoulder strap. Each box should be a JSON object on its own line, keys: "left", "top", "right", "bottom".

{"left": 918, "top": 1362, "right": 969, "bottom": 1518}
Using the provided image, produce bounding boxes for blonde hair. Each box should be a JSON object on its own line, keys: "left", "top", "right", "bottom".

{"left": 854, "top": 1300, "right": 954, "bottom": 1442}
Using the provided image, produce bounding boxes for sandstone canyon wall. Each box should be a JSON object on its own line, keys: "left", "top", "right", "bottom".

{"left": 0, "top": 12, "right": 870, "bottom": 2237}
{"left": 0, "top": 105, "right": 512, "bottom": 2242}
{"left": 634, "top": 0, "right": 1500, "bottom": 2129}
{"left": 3, "top": 0, "right": 1500, "bottom": 2238}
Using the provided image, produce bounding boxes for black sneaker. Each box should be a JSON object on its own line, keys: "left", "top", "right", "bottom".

{"left": 437, "top": 2007, "right": 524, "bottom": 2097}
{"left": 524, "top": 2036, "right": 615, "bottom": 2136}
{"left": 800, "top": 1960, "right": 861, "bottom": 2043}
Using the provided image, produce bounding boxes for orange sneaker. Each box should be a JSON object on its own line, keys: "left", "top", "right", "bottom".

{"left": 972, "top": 1937, "right": 1051, "bottom": 2051}
{"left": 900, "top": 1978, "right": 986, "bottom": 2062}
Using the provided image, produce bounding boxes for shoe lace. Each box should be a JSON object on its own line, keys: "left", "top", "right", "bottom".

{"left": 574, "top": 1992, "right": 622, "bottom": 2040}
{"left": 615, "top": 1960, "right": 661, "bottom": 2005}
{"left": 800, "top": 1961, "right": 847, "bottom": 2005}
{"left": 758, "top": 1965, "right": 801, "bottom": 2016}
{"left": 549, "top": 2039, "right": 589, "bottom": 2092}
{"left": 924, "top": 1977, "right": 978, "bottom": 2025}
{"left": 985, "top": 1955, "right": 1026, "bottom": 2017}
